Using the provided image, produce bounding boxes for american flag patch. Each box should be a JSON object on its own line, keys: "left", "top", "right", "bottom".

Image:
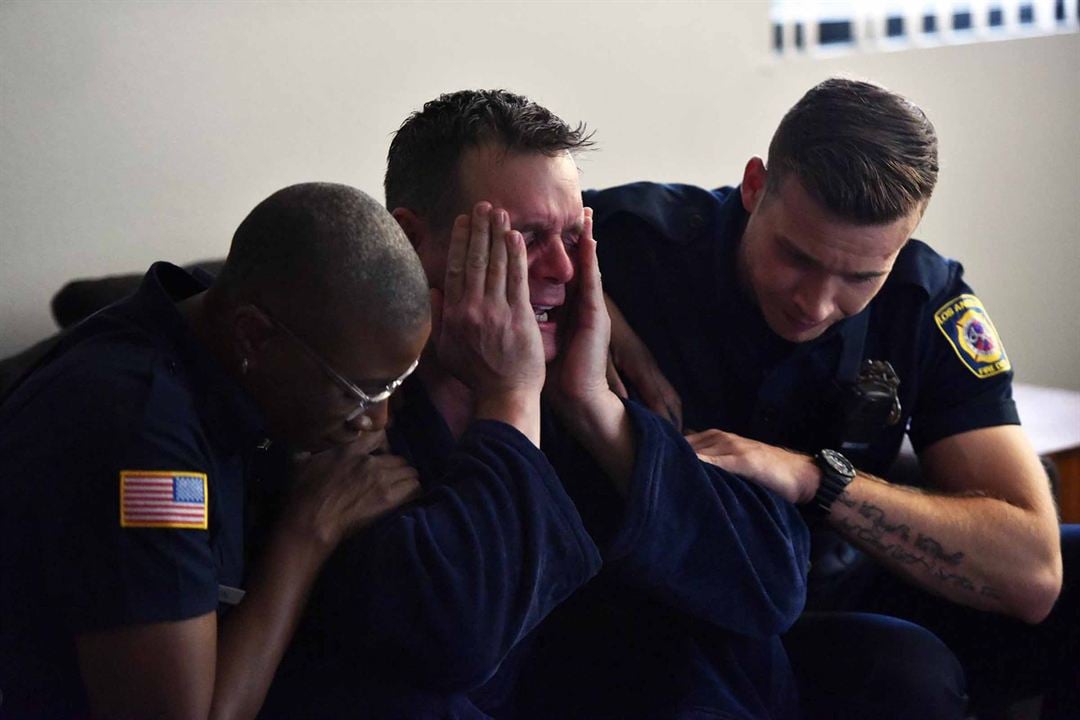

{"left": 120, "top": 471, "right": 209, "bottom": 529}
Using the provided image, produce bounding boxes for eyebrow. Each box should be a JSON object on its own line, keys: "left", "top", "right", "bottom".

{"left": 777, "top": 235, "right": 888, "bottom": 281}
{"left": 514, "top": 217, "right": 585, "bottom": 237}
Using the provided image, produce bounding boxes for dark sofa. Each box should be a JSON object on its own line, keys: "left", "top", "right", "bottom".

{"left": 0, "top": 260, "right": 224, "bottom": 400}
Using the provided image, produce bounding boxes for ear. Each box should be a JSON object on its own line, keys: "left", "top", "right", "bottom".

{"left": 740, "top": 157, "right": 768, "bottom": 214}
{"left": 392, "top": 207, "right": 429, "bottom": 252}
{"left": 231, "top": 304, "right": 277, "bottom": 373}
{"left": 393, "top": 206, "right": 445, "bottom": 291}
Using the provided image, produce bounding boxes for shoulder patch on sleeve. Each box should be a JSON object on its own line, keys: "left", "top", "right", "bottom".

{"left": 933, "top": 294, "right": 1010, "bottom": 379}
{"left": 120, "top": 471, "right": 208, "bottom": 529}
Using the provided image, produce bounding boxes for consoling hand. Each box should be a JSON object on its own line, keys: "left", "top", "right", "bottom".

{"left": 685, "top": 429, "right": 818, "bottom": 505}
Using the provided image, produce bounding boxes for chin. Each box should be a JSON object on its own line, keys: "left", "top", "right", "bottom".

{"left": 763, "top": 314, "right": 817, "bottom": 343}
{"left": 779, "top": 321, "right": 830, "bottom": 344}
{"left": 762, "top": 304, "right": 832, "bottom": 343}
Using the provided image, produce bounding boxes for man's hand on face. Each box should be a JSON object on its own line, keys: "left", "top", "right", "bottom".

{"left": 545, "top": 208, "right": 637, "bottom": 492}
{"left": 432, "top": 202, "right": 545, "bottom": 443}
{"left": 685, "top": 429, "right": 818, "bottom": 505}
{"left": 546, "top": 208, "right": 613, "bottom": 409}
{"left": 287, "top": 441, "right": 422, "bottom": 551}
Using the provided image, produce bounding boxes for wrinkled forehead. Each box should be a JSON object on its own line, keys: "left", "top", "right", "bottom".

{"left": 455, "top": 145, "right": 584, "bottom": 230}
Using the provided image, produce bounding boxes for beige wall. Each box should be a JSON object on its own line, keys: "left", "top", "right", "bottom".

{"left": 2, "top": 1, "right": 1077, "bottom": 388}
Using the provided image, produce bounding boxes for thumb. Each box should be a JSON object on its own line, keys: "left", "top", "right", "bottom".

{"left": 607, "top": 353, "right": 629, "bottom": 398}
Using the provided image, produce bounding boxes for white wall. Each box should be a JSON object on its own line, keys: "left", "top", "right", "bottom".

{"left": 2, "top": 1, "right": 1077, "bottom": 388}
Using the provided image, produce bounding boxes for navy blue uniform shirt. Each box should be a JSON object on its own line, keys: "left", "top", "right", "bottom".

{"left": 586, "top": 181, "right": 1023, "bottom": 609}
{"left": 585, "top": 185, "right": 1080, "bottom": 718}
{"left": 0, "top": 262, "right": 265, "bottom": 718}
{"left": 585, "top": 182, "right": 1019, "bottom": 478}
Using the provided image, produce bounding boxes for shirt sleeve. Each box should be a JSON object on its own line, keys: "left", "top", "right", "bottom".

{"left": 552, "top": 400, "right": 812, "bottom": 638}
{"left": 37, "top": 350, "right": 220, "bottom": 633}
{"left": 907, "top": 266, "right": 1020, "bottom": 453}
{"left": 303, "top": 419, "right": 602, "bottom": 691}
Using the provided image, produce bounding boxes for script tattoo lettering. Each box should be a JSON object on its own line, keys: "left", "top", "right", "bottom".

{"left": 935, "top": 568, "right": 976, "bottom": 592}
{"left": 915, "top": 533, "right": 964, "bottom": 566}
{"left": 837, "top": 502, "right": 992, "bottom": 599}
{"left": 857, "top": 502, "right": 912, "bottom": 542}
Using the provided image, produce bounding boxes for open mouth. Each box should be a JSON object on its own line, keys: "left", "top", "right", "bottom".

{"left": 532, "top": 304, "right": 556, "bottom": 323}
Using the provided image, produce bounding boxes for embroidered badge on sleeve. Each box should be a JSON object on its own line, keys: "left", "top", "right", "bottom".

{"left": 934, "top": 294, "right": 1010, "bottom": 379}
{"left": 120, "top": 471, "right": 209, "bottom": 529}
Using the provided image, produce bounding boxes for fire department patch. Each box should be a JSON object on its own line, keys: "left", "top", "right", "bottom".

{"left": 933, "top": 294, "right": 1010, "bottom": 379}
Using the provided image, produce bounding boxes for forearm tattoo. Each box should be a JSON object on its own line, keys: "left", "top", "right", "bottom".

{"left": 835, "top": 496, "right": 1002, "bottom": 599}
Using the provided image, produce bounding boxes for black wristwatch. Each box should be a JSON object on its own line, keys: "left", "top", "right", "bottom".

{"left": 812, "top": 449, "right": 856, "bottom": 514}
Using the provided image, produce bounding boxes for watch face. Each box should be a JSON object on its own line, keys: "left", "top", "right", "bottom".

{"left": 821, "top": 449, "right": 855, "bottom": 477}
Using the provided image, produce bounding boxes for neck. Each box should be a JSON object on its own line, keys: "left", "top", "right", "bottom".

{"left": 416, "top": 355, "right": 474, "bottom": 441}
{"left": 177, "top": 290, "right": 242, "bottom": 382}
{"left": 733, "top": 226, "right": 753, "bottom": 298}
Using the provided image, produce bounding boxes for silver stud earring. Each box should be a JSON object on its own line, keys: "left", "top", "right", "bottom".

{"left": 240, "top": 357, "right": 249, "bottom": 375}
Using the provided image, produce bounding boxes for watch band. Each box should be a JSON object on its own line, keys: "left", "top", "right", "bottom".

{"left": 813, "top": 448, "right": 856, "bottom": 514}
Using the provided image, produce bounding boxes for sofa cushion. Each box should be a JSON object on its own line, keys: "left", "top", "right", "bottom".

{"left": 51, "top": 259, "right": 224, "bottom": 328}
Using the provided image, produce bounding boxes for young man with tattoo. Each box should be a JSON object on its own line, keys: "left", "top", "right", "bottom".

{"left": 589, "top": 78, "right": 1078, "bottom": 718}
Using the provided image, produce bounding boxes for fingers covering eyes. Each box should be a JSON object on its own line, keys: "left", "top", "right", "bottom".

{"left": 486, "top": 208, "right": 510, "bottom": 297}
{"left": 464, "top": 203, "right": 492, "bottom": 300}
{"left": 445, "top": 214, "right": 471, "bottom": 306}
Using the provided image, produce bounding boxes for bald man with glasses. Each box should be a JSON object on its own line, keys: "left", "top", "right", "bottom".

{"left": 0, "top": 183, "right": 431, "bottom": 718}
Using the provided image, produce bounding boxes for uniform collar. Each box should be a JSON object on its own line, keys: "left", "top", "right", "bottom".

{"left": 132, "top": 262, "right": 268, "bottom": 452}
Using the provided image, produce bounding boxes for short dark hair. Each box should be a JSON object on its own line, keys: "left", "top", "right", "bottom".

{"left": 215, "top": 182, "right": 430, "bottom": 345}
{"left": 766, "top": 78, "right": 939, "bottom": 223}
{"left": 384, "top": 89, "right": 594, "bottom": 229}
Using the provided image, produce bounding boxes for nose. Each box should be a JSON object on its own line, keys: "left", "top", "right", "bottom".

{"left": 792, "top": 273, "right": 836, "bottom": 324}
{"left": 530, "top": 235, "right": 575, "bottom": 285}
{"left": 345, "top": 400, "right": 389, "bottom": 435}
